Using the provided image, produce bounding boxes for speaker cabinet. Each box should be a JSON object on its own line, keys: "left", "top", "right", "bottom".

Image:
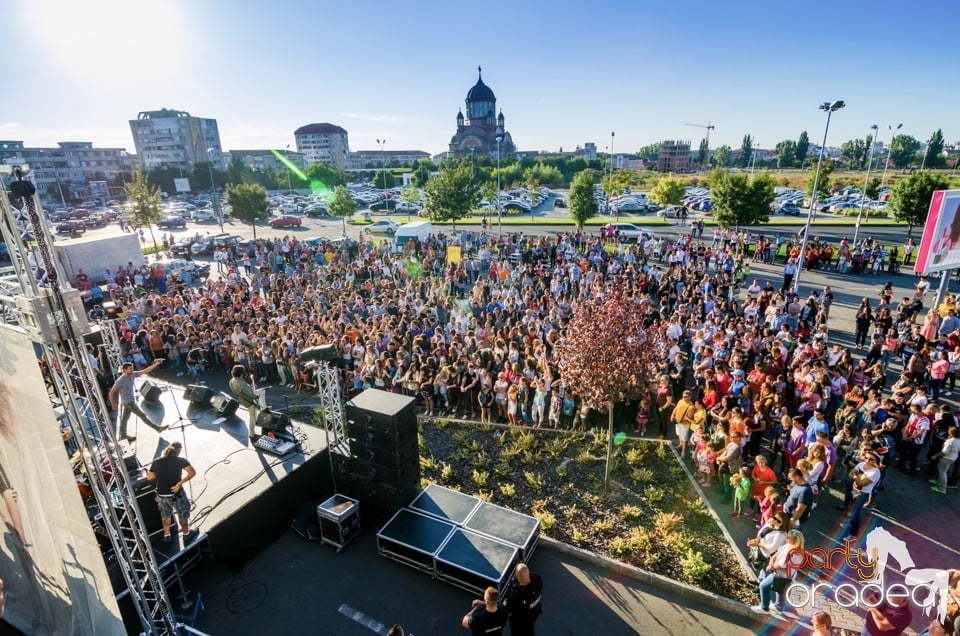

{"left": 346, "top": 422, "right": 417, "bottom": 451}
{"left": 346, "top": 389, "right": 417, "bottom": 436}
{"left": 212, "top": 392, "right": 239, "bottom": 417}
{"left": 140, "top": 381, "right": 162, "bottom": 402}
{"left": 183, "top": 384, "right": 214, "bottom": 405}
{"left": 347, "top": 437, "right": 417, "bottom": 468}
{"left": 348, "top": 456, "right": 420, "bottom": 489}
{"left": 256, "top": 409, "right": 291, "bottom": 432}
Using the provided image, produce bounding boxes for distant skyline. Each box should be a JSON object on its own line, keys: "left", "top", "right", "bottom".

{"left": 6, "top": 0, "right": 957, "bottom": 157}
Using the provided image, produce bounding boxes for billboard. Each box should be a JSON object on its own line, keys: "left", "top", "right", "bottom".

{"left": 88, "top": 182, "right": 109, "bottom": 200}
{"left": 914, "top": 189, "right": 960, "bottom": 274}
{"left": 0, "top": 325, "right": 123, "bottom": 634}
{"left": 173, "top": 178, "right": 191, "bottom": 193}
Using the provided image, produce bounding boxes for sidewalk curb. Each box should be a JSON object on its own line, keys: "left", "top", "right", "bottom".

{"left": 539, "top": 535, "right": 762, "bottom": 622}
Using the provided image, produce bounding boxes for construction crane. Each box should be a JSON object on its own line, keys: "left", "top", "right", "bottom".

{"left": 685, "top": 121, "right": 716, "bottom": 160}
{"left": 0, "top": 166, "right": 187, "bottom": 635}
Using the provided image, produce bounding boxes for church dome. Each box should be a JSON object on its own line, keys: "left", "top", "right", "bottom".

{"left": 466, "top": 67, "right": 495, "bottom": 102}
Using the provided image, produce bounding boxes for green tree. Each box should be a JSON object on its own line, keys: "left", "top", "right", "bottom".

{"left": 568, "top": 171, "right": 598, "bottom": 229}
{"left": 697, "top": 139, "right": 708, "bottom": 165}
{"left": 710, "top": 170, "right": 775, "bottom": 228}
{"left": 889, "top": 134, "right": 921, "bottom": 169}
{"left": 374, "top": 169, "right": 395, "bottom": 190}
{"left": 649, "top": 176, "right": 686, "bottom": 207}
{"left": 637, "top": 143, "right": 660, "bottom": 163}
{"left": 326, "top": 185, "right": 356, "bottom": 234}
{"left": 523, "top": 163, "right": 564, "bottom": 188}
{"left": 796, "top": 131, "right": 810, "bottom": 167}
{"left": 840, "top": 136, "right": 872, "bottom": 169}
{"left": 400, "top": 185, "right": 421, "bottom": 221}
{"left": 304, "top": 163, "right": 346, "bottom": 190}
{"left": 226, "top": 182, "right": 269, "bottom": 239}
{"left": 775, "top": 139, "right": 796, "bottom": 169}
{"left": 925, "top": 129, "right": 946, "bottom": 168}
{"left": 226, "top": 155, "right": 246, "bottom": 185}
{"left": 712, "top": 145, "right": 732, "bottom": 168}
{"left": 738, "top": 135, "right": 754, "bottom": 168}
{"left": 889, "top": 171, "right": 950, "bottom": 238}
{"left": 601, "top": 170, "right": 631, "bottom": 199}
{"left": 806, "top": 158, "right": 834, "bottom": 199}
{"left": 126, "top": 170, "right": 163, "bottom": 250}
{"left": 865, "top": 177, "right": 882, "bottom": 201}
{"left": 422, "top": 163, "right": 480, "bottom": 231}
{"left": 412, "top": 159, "right": 435, "bottom": 189}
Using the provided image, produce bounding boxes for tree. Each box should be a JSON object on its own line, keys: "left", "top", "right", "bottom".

{"left": 226, "top": 155, "right": 246, "bottom": 185}
{"left": 840, "top": 136, "right": 872, "bottom": 170}
{"left": 712, "top": 145, "right": 732, "bottom": 168}
{"left": 226, "top": 183, "right": 269, "bottom": 239}
{"left": 400, "top": 185, "right": 421, "bottom": 221}
{"left": 889, "top": 171, "right": 950, "bottom": 238}
{"left": 865, "top": 177, "right": 882, "bottom": 201}
{"left": 568, "top": 171, "right": 598, "bottom": 229}
{"left": 738, "top": 135, "right": 754, "bottom": 168}
{"left": 422, "top": 163, "right": 480, "bottom": 231}
{"left": 327, "top": 185, "right": 356, "bottom": 234}
{"left": 775, "top": 140, "right": 797, "bottom": 169}
{"left": 925, "top": 129, "right": 946, "bottom": 168}
{"left": 523, "top": 163, "right": 563, "bottom": 188}
{"left": 796, "top": 131, "right": 810, "bottom": 167}
{"left": 374, "top": 169, "right": 395, "bottom": 190}
{"left": 710, "top": 170, "right": 776, "bottom": 229}
{"left": 649, "top": 176, "right": 686, "bottom": 207}
{"left": 889, "top": 134, "right": 921, "bottom": 169}
{"left": 806, "top": 158, "right": 834, "bottom": 199}
{"left": 126, "top": 170, "right": 163, "bottom": 250}
{"left": 636, "top": 143, "right": 660, "bottom": 163}
{"left": 601, "top": 170, "right": 631, "bottom": 199}
{"left": 697, "top": 138, "right": 708, "bottom": 165}
{"left": 556, "top": 288, "right": 663, "bottom": 489}
{"left": 412, "top": 159, "right": 434, "bottom": 189}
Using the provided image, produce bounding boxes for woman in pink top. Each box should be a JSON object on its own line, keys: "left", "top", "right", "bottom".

{"left": 929, "top": 352, "right": 950, "bottom": 401}
{"left": 921, "top": 310, "right": 939, "bottom": 342}
{"left": 881, "top": 329, "right": 900, "bottom": 371}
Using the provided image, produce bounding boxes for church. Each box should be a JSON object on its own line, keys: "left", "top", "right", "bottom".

{"left": 448, "top": 67, "right": 514, "bottom": 158}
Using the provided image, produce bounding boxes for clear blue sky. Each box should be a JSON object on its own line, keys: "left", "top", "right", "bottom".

{"left": 6, "top": 0, "right": 956, "bottom": 156}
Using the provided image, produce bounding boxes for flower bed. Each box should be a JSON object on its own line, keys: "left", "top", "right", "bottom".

{"left": 418, "top": 419, "right": 754, "bottom": 603}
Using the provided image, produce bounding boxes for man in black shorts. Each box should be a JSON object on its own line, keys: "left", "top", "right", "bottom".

{"left": 461, "top": 586, "right": 507, "bottom": 635}
{"left": 146, "top": 442, "right": 197, "bottom": 543}
{"left": 504, "top": 562, "right": 543, "bottom": 635}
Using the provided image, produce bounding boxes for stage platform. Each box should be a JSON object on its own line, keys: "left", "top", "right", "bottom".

{"left": 99, "top": 375, "right": 333, "bottom": 625}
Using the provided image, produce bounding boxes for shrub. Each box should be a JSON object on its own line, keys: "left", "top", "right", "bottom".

{"left": 521, "top": 450, "right": 539, "bottom": 466}
{"left": 631, "top": 467, "right": 653, "bottom": 485}
{"left": 571, "top": 528, "right": 588, "bottom": 546}
{"left": 471, "top": 469, "right": 489, "bottom": 488}
{"left": 473, "top": 451, "right": 490, "bottom": 470}
{"left": 628, "top": 527, "right": 652, "bottom": 553}
{"left": 610, "top": 536, "right": 634, "bottom": 558}
{"left": 524, "top": 471, "right": 544, "bottom": 493}
{"left": 625, "top": 447, "right": 645, "bottom": 467}
{"left": 441, "top": 463, "right": 454, "bottom": 480}
{"left": 680, "top": 549, "right": 712, "bottom": 583}
{"left": 533, "top": 509, "right": 557, "bottom": 531}
{"left": 420, "top": 455, "right": 439, "bottom": 471}
{"left": 621, "top": 504, "right": 643, "bottom": 522}
{"left": 655, "top": 443, "right": 668, "bottom": 459}
{"left": 511, "top": 430, "right": 537, "bottom": 453}
{"left": 644, "top": 485, "right": 664, "bottom": 505}
{"left": 475, "top": 490, "right": 492, "bottom": 502}
{"left": 499, "top": 483, "right": 517, "bottom": 499}
{"left": 545, "top": 436, "right": 569, "bottom": 459}
{"left": 593, "top": 518, "right": 615, "bottom": 534}
{"left": 653, "top": 511, "right": 683, "bottom": 536}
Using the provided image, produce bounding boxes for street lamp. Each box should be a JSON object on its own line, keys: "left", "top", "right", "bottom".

{"left": 853, "top": 124, "right": 879, "bottom": 246}
{"left": 495, "top": 127, "right": 504, "bottom": 238}
{"left": 609, "top": 131, "right": 615, "bottom": 180}
{"left": 376, "top": 138, "right": 387, "bottom": 197}
{"left": 749, "top": 139, "right": 759, "bottom": 175}
{"left": 879, "top": 123, "right": 903, "bottom": 189}
{"left": 285, "top": 144, "right": 293, "bottom": 192}
{"left": 206, "top": 147, "right": 224, "bottom": 233}
{"left": 793, "top": 100, "right": 844, "bottom": 295}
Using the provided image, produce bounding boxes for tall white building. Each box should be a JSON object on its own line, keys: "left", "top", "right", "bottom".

{"left": 129, "top": 108, "right": 223, "bottom": 172}
{"left": 294, "top": 123, "right": 349, "bottom": 169}
{"left": 0, "top": 140, "right": 133, "bottom": 202}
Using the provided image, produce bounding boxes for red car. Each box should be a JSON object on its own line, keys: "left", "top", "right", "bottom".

{"left": 268, "top": 215, "right": 302, "bottom": 228}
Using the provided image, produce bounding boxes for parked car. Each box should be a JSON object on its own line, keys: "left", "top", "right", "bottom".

{"left": 603, "top": 223, "right": 655, "bottom": 242}
{"left": 157, "top": 216, "right": 187, "bottom": 229}
{"left": 192, "top": 208, "right": 218, "bottom": 222}
{"left": 364, "top": 220, "right": 400, "bottom": 235}
{"left": 153, "top": 258, "right": 210, "bottom": 280}
{"left": 189, "top": 236, "right": 216, "bottom": 256}
{"left": 776, "top": 204, "right": 801, "bottom": 216}
{"left": 370, "top": 199, "right": 398, "bottom": 212}
{"left": 56, "top": 220, "right": 86, "bottom": 235}
{"left": 304, "top": 204, "right": 329, "bottom": 218}
{"left": 394, "top": 202, "right": 421, "bottom": 214}
{"left": 170, "top": 237, "right": 198, "bottom": 257}
{"left": 657, "top": 205, "right": 687, "bottom": 218}
{"left": 268, "top": 215, "right": 303, "bottom": 228}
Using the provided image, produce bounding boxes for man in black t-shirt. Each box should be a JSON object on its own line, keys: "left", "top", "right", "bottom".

{"left": 147, "top": 442, "right": 197, "bottom": 543}
{"left": 462, "top": 587, "right": 507, "bottom": 636}
{"left": 504, "top": 563, "right": 543, "bottom": 636}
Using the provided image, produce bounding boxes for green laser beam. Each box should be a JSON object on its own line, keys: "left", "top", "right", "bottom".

{"left": 270, "top": 149, "right": 307, "bottom": 181}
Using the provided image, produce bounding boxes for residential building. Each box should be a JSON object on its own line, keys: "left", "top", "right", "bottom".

{"left": 226, "top": 149, "right": 306, "bottom": 173}
{"left": 658, "top": 140, "right": 691, "bottom": 173}
{"left": 294, "top": 123, "right": 349, "bottom": 169}
{"left": 449, "top": 67, "right": 514, "bottom": 158}
{"left": 128, "top": 108, "right": 224, "bottom": 172}
{"left": 0, "top": 140, "right": 132, "bottom": 202}
{"left": 349, "top": 150, "right": 430, "bottom": 170}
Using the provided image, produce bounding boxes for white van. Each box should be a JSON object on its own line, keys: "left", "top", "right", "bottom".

{"left": 392, "top": 221, "right": 432, "bottom": 252}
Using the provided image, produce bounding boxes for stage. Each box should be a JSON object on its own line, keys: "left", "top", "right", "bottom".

{"left": 97, "top": 376, "right": 333, "bottom": 626}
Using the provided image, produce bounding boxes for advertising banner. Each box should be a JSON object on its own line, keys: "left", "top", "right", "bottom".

{"left": 173, "top": 178, "right": 191, "bottom": 193}
{"left": 0, "top": 325, "right": 123, "bottom": 635}
{"left": 914, "top": 189, "right": 960, "bottom": 274}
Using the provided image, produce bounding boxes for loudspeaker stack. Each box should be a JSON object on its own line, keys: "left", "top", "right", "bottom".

{"left": 140, "top": 381, "right": 162, "bottom": 402}
{"left": 339, "top": 389, "right": 420, "bottom": 520}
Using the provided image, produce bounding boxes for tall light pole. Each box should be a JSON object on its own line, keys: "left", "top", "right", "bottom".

{"left": 794, "top": 100, "right": 844, "bottom": 295}
{"left": 609, "top": 131, "right": 615, "bottom": 180}
{"left": 853, "top": 124, "right": 879, "bottom": 246}
{"left": 495, "top": 128, "right": 504, "bottom": 238}
{"left": 376, "top": 139, "right": 387, "bottom": 200}
{"left": 880, "top": 123, "right": 903, "bottom": 189}
{"left": 920, "top": 138, "right": 933, "bottom": 172}
{"left": 749, "top": 139, "right": 759, "bottom": 175}
{"left": 285, "top": 144, "right": 293, "bottom": 192}
{"left": 206, "top": 147, "right": 224, "bottom": 233}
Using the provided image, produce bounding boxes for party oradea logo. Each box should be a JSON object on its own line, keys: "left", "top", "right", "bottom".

{"left": 783, "top": 526, "right": 953, "bottom": 621}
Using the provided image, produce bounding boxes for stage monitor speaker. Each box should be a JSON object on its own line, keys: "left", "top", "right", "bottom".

{"left": 140, "top": 381, "right": 162, "bottom": 402}
{"left": 183, "top": 384, "right": 214, "bottom": 405}
{"left": 346, "top": 389, "right": 417, "bottom": 436}
{"left": 256, "top": 409, "right": 291, "bottom": 432}
{"left": 301, "top": 344, "right": 338, "bottom": 364}
{"left": 212, "top": 392, "right": 239, "bottom": 417}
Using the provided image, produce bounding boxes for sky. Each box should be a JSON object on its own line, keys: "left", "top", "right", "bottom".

{"left": 4, "top": 0, "right": 958, "bottom": 157}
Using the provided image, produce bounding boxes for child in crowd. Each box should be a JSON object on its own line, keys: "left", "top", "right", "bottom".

{"left": 635, "top": 395, "right": 651, "bottom": 435}
{"left": 548, "top": 392, "right": 562, "bottom": 428}
{"left": 730, "top": 465, "right": 752, "bottom": 522}
{"left": 755, "top": 486, "right": 782, "bottom": 527}
{"left": 478, "top": 385, "right": 494, "bottom": 425}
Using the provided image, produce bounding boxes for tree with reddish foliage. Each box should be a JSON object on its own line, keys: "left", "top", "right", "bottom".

{"left": 557, "top": 286, "right": 664, "bottom": 489}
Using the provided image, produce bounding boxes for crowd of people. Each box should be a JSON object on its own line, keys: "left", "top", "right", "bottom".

{"left": 76, "top": 223, "right": 958, "bottom": 634}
